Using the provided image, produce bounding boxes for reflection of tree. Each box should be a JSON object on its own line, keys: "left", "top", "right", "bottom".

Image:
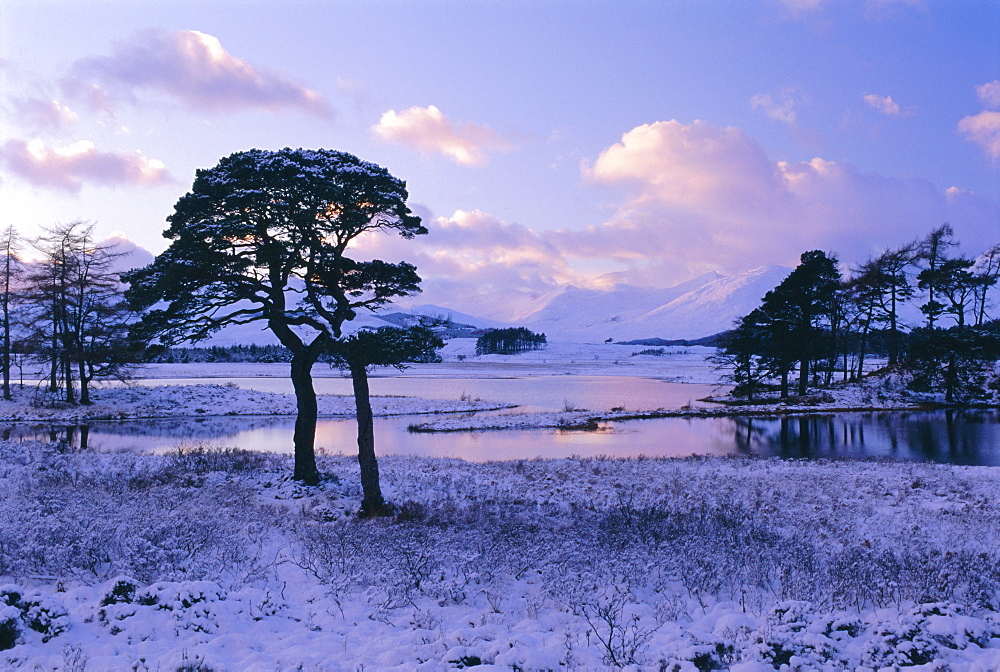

{"left": 0, "top": 416, "right": 292, "bottom": 448}
{"left": 726, "top": 411, "right": 999, "bottom": 465}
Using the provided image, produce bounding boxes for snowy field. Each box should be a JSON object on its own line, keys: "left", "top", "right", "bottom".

{"left": 2, "top": 342, "right": 999, "bottom": 669}
{"left": 3, "top": 446, "right": 1000, "bottom": 670}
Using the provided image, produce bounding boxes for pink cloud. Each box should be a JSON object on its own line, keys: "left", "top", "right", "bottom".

{"left": 751, "top": 91, "right": 803, "bottom": 123}
{"left": 977, "top": 80, "right": 1000, "bottom": 109}
{"left": 65, "top": 29, "right": 331, "bottom": 117}
{"left": 350, "top": 208, "right": 572, "bottom": 319}
{"left": 959, "top": 81, "right": 1000, "bottom": 161}
{"left": 959, "top": 111, "right": 1000, "bottom": 160}
{"left": 566, "top": 119, "right": 997, "bottom": 285}
{"left": 863, "top": 93, "right": 912, "bottom": 116}
{"left": 371, "top": 105, "right": 512, "bottom": 166}
{"left": 0, "top": 139, "right": 173, "bottom": 192}
{"left": 10, "top": 97, "right": 79, "bottom": 129}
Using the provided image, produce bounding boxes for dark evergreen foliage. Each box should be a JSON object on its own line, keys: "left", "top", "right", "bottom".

{"left": 475, "top": 327, "right": 547, "bottom": 355}
{"left": 124, "top": 147, "right": 426, "bottom": 485}
{"left": 144, "top": 344, "right": 292, "bottom": 363}
{"left": 719, "top": 231, "right": 1000, "bottom": 404}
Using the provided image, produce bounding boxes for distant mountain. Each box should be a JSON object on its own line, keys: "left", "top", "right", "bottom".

{"left": 513, "top": 272, "right": 723, "bottom": 340}
{"left": 405, "top": 304, "right": 509, "bottom": 330}
{"left": 199, "top": 266, "right": 793, "bottom": 346}
{"left": 615, "top": 265, "right": 792, "bottom": 341}
{"left": 516, "top": 267, "right": 790, "bottom": 342}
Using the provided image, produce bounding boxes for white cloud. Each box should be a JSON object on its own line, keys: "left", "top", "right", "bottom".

{"left": 64, "top": 29, "right": 331, "bottom": 117}
{"left": 356, "top": 119, "right": 999, "bottom": 315}
{"left": 371, "top": 105, "right": 512, "bottom": 167}
{"left": 10, "top": 97, "right": 78, "bottom": 129}
{"left": 960, "top": 81, "right": 1000, "bottom": 161}
{"left": 0, "top": 139, "right": 172, "bottom": 192}
{"left": 567, "top": 119, "right": 997, "bottom": 285}
{"left": 751, "top": 91, "right": 801, "bottom": 123}
{"left": 976, "top": 80, "right": 1000, "bottom": 109}
{"left": 958, "top": 111, "right": 1000, "bottom": 161}
{"left": 863, "top": 93, "right": 910, "bottom": 116}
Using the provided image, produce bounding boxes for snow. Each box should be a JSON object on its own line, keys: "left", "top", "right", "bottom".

{"left": 1, "top": 347, "right": 998, "bottom": 668}
{"left": 201, "top": 266, "right": 795, "bottom": 346}
{"left": 3, "top": 446, "right": 1000, "bottom": 669}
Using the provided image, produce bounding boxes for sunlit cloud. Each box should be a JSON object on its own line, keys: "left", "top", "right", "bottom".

{"left": 350, "top": 208, "right": 573, "bottom": 319}
{"left": 778, "top": 0, "right": 825, "bottom": 14}
{"left": 570, "top": 119, "right": 997, "bottom": 286}
{"left": 0, "top": 139, "right": 173, "bottom": 192}
{"left": 64, "top": 29, "right": 331, "bottom": 117}
{"left": 863, "top": 93, "right": 911, "bottom": 117}
{"left": 371, "top": 105, "right": 512, "bottom": 166}
{"left": 960, "top": 81, "right": 1000, "bottom": 161}
{"left": 751, "top": 90, "right": 803, "bottom": 124}
{"left": 959, "top": 111, "right": 1000, "bottom": 160}
{"left": 977, "top": 80, "right": 1000, "bottom": 109}
{"left": 9, "top": 97, "right": 78, "bottom": 129}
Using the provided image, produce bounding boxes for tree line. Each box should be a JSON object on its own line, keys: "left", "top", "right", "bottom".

{"left": 475, "top": 327, "right": 547, "bottom": 355}
{"left": 0, "top": 221, "right": 138, "bottom": 406}
{"left": 716, "top": 225, "right": 1000, "bottom": 403}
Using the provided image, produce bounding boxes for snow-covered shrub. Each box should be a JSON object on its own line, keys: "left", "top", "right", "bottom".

{"left": 861, "top": 602, "right": 994, "bottom": 669}
{"left": 0, "top": 588, "right": 21, "bottom": 651}
{"left": 747, "top": 601, "right": 853, "bottom": 670}
{"left": 659, "top": 636, "right": 738, "bottom": 672}
{"left": 99, "top": 577, "right": 139, "bottom": 607}
{"left": 18, "top": 594, "right": 69, "bottom": 642}
{"left": 579, "top": 583, "right": 661, "bottom": 667}
{"left": 0, "top": 605, "right": 18, "bottom": 651}
{"left": 0, "top": 586, "right": 69, "bottom": 647}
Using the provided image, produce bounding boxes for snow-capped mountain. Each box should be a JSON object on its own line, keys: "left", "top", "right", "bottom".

{"left": 200, "top": 266, "right": 792, "bottom": 346}
{"left": 515, "top": 266, "right": 791, "bottom": 342}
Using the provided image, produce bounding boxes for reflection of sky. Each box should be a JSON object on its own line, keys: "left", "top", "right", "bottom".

{"left": 137, "top": 376, "right": 722, "bottom": 413}
{"left": 6, "top": 410, "right": 999, "bottom": 466}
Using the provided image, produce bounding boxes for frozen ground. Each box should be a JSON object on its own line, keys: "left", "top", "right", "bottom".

{"left": 2, "top": 343, "right": 997, "bottom": 669}
{"left": 3, "top": 445, "right": 1000, "bottom": 670}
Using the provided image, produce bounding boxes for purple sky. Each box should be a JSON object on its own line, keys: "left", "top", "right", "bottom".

{"left": 1, "top": 0, "right": 997, "bottom": 318}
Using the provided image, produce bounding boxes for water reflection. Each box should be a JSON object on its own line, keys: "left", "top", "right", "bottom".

{"left": 2, "top": 409, "right": 999, "bottom": 465}
{"left": 724, "top": 410, "right": 1000, "bottom": 465}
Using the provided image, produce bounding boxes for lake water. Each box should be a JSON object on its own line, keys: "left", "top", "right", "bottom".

{"left": 5, "top": 375, "right": 1000, "bottom": 465}
{"left": 136, "top": 375, "right": 722, "bottom": 413}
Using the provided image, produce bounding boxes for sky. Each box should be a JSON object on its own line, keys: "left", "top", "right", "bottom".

{"left": 0, "top": 0, "right": 998, "bottom": 319}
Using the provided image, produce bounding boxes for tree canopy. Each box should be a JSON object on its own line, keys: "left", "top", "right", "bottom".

{"left": 126, "top": 148, "right": 427, "bottom": 484}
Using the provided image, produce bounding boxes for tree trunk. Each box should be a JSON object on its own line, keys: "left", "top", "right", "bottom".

{"left": 2, "top": 299, "right": 10, "bottom": 401}
{"left": 780, "top": 369, "right": 789, "bottom": 398}
{"left": 888, "top": 290, "right": 899, "bottom": 366}
{"left": 78, "top": 361, "right": 91, "bottom": 405}
{"left": 351, "top": 361, "right": 388, "bottom": 516}
{"left": 798, "top": 358, "right": 809, "bottom": 396}
{"left": 290, "top": 352, "right": 320, "bottom": 485}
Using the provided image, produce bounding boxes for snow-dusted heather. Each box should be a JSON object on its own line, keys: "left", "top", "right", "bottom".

{"left": 3, "top": 444, "right": 1000, "bottom": 669}
{"left": 0, "top": 384, "right": 510, "bottom": 422}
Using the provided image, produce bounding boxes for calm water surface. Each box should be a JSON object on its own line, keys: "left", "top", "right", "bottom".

{"left": 137, "top": 375, "right": 721, "bottom": 413}
{"left": 7, "top": 408, "right": 1000, "bottom": 466}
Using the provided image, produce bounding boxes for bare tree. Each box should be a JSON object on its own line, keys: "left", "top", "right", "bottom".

{"left": 0, "top": 227, "right": 24, "bottom": 400}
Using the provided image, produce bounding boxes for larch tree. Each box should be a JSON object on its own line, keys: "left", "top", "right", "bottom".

{"left": 0, "top": 227, "right": 23, "bottom": 400}
{"left": 125, "top": 148, "right": 426, "bottom": 485}
{"left": 25, "top": 221, "right": 136, "bottom": 405}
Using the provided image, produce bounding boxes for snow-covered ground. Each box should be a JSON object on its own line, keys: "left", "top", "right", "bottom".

{"left": 2, "top": 344, "right": 998, "bottom": 669}
{"left": 3, "top": 445, "right": 1000, "bottom": 670}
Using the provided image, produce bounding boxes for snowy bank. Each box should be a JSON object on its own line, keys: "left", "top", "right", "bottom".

{"left": 3, "top": 443, "right": 1000, "bottom": 669}
{"left": 0, "top": 384, "right": 511, "bottom": 423}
